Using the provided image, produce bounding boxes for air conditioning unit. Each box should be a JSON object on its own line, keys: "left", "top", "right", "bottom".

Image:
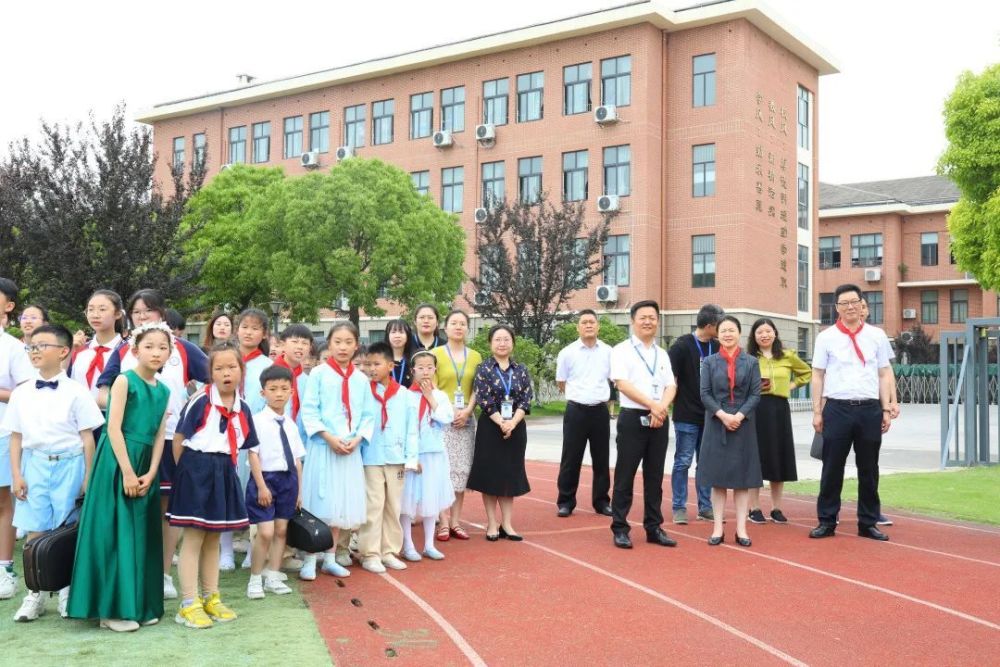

{"left": 597, "top": 194, "right": 620, "bottom": 213}
{"left": 432, "top": 130, "right": 453, "bottom": 148}
{"left": 473, "top": 291, "right": 489, "bottom": 306}
{"left": 475, "top": 124, "right": 496, "bottom": 141}
{"left": 474, "top": 207, "right": 489, "bottom": 224}
{"left": 902, "top": 308, "right": 917, "bottom": 320}
{"left": 594, "top": 105, "right": 619, "bottom": 125}
{"left": 899, "top": 331, "right": 915, "bottom": 344}
{"left": 301, "top": 151, "right": 321, "bottom": 168}
{"left": 864, "top": 268, "right": 882, "bottom": 282}
{"left": 219, "top": 163, "right": 233, "bottom": 171}
{"left": 335, "top": 145, "right": 354, "bottom": 161}
{"left": 596, "top": 284, "right": 619, "bottom": 302}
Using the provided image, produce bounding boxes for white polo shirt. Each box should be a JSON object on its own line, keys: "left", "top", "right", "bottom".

{"left": 812, "top": 323, "right": 892, "bottom": 400}
{"left": 610, "top": 336, "right": 675, "bottom": 410}
{"left": 250, "top": 407, "right": 307, "bottom": 472}
{"left": 0, "top": 331, "right": 33, "bottom": 438}
{"left": 1, "top": 372, "right": 105, "bottom": 454}
{"left": 556, "top": 338, "right": 612, "bottom": 405}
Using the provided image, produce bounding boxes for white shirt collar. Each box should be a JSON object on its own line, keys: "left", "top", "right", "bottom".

{"left": 209, "top": 384, "right": 242, "bottom": 412}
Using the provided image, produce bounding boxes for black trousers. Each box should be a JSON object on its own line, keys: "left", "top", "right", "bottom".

{"left": 611, "top": 408, "right": 669, "bottom": 535}
{"left": 556, "top": 401, "right": 611, "bottom": 511}
{"left": 817, "top": 399, "right": 883, "bottom": 528}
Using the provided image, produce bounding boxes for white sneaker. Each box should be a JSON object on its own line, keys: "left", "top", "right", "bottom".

{"left": 14, "top": 591, "right": 45, "bottom": 622}
{"left": 0, "top": 568, "right": 18, "bottom": 600}
{"left": 163, "top": 574, "right": 178, "bottom": 600}
{"left": 263, "top": 576, "right": 292, "bottom": 595}
{"left": 240, "top": 550, "right": 252, "bottom": 569}
{"left": 381, "top": 554, "right": 407, "bottom": 571}
{"left": 321, "top": 557, "right": 351, "bottom": 578}
{"left": 246, "top": 576, "right": 265, "bottom": 600}
{"left": 401, "top": 548, "right": 422, "bottom": 562}
{"left": 361, "top": 557, "right": 386, "bottom": 574}
{"left": 58, "top": 587, "right": 70, "bottom": 618}
{"left": 219, "top": 553, "right": 236, "bottom": 572}
{"left": 334, "top": 552, "right": 352, "bottom": 568}
{"left": 299, "top": 556, "right": 317, "bottom": 581}
{"left": 263, "top": 568, "right": 288, "bottom": 582}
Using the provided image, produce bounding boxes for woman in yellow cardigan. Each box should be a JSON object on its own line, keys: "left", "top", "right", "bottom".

{"left": 746, "top": 318, "right": 812, "bottom": 524}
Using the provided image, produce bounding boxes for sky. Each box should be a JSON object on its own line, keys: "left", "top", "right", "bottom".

{"left": 1, "top": 0, "right": 997, "bottom": 185}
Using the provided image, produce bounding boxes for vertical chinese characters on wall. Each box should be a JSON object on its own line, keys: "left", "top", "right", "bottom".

{"left": 754, "top": 92, "right": 791, "bottom": 289}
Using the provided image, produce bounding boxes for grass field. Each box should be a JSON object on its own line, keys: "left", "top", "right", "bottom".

{"left": 526, "top": 400, "right": 567, "bottom": 418}
{"left": 785, "top": 465, "right": 1000, "bottom": 525}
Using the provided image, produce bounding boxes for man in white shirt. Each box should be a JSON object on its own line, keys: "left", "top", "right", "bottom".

{"left": 555, "top": 310, "right": 613, "bottom": 518}
{"left": 609, "top": 300, "right": 677, "bottom": 549}
{"left": 809, "top": 284, "right": 895, "bottom": 541}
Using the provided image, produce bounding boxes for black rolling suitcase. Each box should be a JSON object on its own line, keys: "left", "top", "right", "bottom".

{"left": 22, "top": 505, "right": 81, "bottom": 592}
{"left": 286, "top": 508, "right": 334, "bottom": 553}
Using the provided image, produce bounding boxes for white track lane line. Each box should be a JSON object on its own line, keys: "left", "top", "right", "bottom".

{"left": 381, "top": 573, "right": 487, "bottom": 667}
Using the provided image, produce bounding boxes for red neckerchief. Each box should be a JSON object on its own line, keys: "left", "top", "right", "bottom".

{"left": 213, "top": 397, "right": 249, "bottom": 465}
{"left": 409, "top": 384, "right": 430, "bottom": 430}
{"left": 85, "top": 345, "right": 110, "bottom": 386}
{"left": 835, "top": 319, "right": 866, "bottom": 363}
{"left": 370, "top": 378, "right": 401, "bottom": 430}
{"left": 274, "top": 355, "right": 303, "bottom": 419}
{"left": 243, "top": 349, "right": 263, "bottom": 364}
{"left": 719, "top": 346, "right": 741, "bottom": 403}
{"left": 326, "top": 359, "right": 355, "bottom": 430}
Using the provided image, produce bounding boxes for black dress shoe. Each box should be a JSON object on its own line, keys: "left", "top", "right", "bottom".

{"left": 809, "top": 524, "right": 836, "bottom": 539}
{"left": 499, "top": 527, "right": 523, "bottom": 541}
{"left": 613, "top": 533, "right": 633, "bottom": 549}
{"left": 707, "top": 534, "right": 724, "bottom": 546}
{"left": 485, "top": 532, "right": 500, "bottom": 542}
{"left": 594, "top": 505, "right": 614, "bottom": 517}
{"left": 557, "top": 506, "right": 572, "bottom": 518}
{"left": 645, "top": 529, "right": 677, "bottom": 547}
{"left": 735, "top": 535, "right": 752, "bottom": 547}
{"left": 858, "top": 525, "right": 889, "bottom": 541}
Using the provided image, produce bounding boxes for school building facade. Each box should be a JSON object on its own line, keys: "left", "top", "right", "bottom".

{"left": 137, "top": 0, "right": 837, "bottom": 347}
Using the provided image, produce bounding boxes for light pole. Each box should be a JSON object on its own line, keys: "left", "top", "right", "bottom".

{"left": 268, "top": 299, "right": 284, "bottom": 337}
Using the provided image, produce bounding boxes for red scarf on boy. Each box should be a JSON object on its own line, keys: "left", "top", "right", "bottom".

{"left": 370, "top": 378, "right": 402, "bottom": 430}
{"left": 274, "top": 355, "right": 303, "bottom": 419}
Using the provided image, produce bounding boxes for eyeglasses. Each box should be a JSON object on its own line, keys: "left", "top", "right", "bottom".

{"left": 836, "top": 299, "right": 862, "bottom": 308}
{"left": 24, "top": 343, "right": 67, "bottom": 353}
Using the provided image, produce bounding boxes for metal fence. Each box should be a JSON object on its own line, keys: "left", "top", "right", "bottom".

{"left": 895, "top": 364, "right": 999, "bottom": 404}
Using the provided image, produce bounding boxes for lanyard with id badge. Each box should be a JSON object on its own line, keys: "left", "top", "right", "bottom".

{"left": 633, "top": 342, "right": 659, "bottom": 427}
{"left": 447, "top": 345, "right": 468, "bottom": 409}
{"left": 495, "top": 365, "right": 515, "bottom": 420}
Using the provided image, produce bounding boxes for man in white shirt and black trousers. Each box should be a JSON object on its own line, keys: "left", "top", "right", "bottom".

{"left": 809, "top": 283, "right": 895, "bottom": 541}
{"left": 555, "top": 310, "right": 613, "bottom": 517}
{"left": 609, "top": 300, "right": 677, "bottom": 549}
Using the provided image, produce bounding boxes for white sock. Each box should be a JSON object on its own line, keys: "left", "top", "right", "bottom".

{"left": 422, "top": 517, "right": 436, "bottom": 552}
{"left": 303, "top": 554, "right": 317, "bottom": 567}
{"left": 401, "top": 515, "right": 415, "bottom": 553}
{"left": 249, "top": 574, "right": 262, "bottom": 585}
{"left": 220, "top": 531, "right": 234, "bottom": 559}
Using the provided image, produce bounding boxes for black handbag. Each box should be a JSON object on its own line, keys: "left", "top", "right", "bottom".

{"left": 22, "top": 503, "right": 82, "bottom": 592}
{"left": 286, "top": 508, "right": 334, "bottom": 553}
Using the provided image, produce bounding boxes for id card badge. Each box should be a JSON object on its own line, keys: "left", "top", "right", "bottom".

{"left": 454, "top": 390, "right": 465, "bottom": 410}
{"left": 500, "top": 398, "right": 514, "bottom": 420}
{"left": 651, "top": 383, "right": 662, "bottom": 401}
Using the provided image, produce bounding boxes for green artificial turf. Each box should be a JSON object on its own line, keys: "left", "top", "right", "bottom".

{"left": 785, "top": 466, "right": 1000, "bottom": 525}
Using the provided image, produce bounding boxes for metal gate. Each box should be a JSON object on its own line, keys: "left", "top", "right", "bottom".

{"left": 939, "top": 318, "right": 1000, "bottom": 468}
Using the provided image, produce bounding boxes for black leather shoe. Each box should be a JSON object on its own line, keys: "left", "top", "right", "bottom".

{"left": 858, "top": 525, "right": 889, "bottom": 541}
{"left": 735, "top": 535, "right": 752, "bottom": 547}
{"left": 557, "top": 506, "right": 572, "bottom": 518}
{"left": 594, "top": 505, "right": 614, "bottom": 517}
{"left": 499, "top": 527, "right": 523, "bottom": 541}
{"left": 809, "top": 524, "right": 836, "bottom": 539}
{"left": 485, "top": 532, "right": 500, "bottom": 542}
{"left": 645, "top": 529, "right": 677, "bottom": 547}
{"left": 707, "top": 534, "right": 724, "bottom": 546}
{"left": 613, "top": 532, "right": 633, "bottom": 549}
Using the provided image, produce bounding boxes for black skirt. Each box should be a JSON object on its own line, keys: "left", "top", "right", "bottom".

{"left": 754, "top": 395, "right": 798, "bottom": 482}
{"left": 465, "top": 414, "right": 530, "bottom": 497}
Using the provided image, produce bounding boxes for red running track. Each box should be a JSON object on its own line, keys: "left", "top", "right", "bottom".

{"left": 302, "top": 459, "right": 1000, "bottom": 666}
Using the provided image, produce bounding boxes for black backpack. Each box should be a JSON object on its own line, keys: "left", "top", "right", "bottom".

{"left": 286, "top": 508, "right": 334, "bottom": 554}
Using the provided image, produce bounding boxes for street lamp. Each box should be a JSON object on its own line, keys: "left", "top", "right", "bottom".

{"left": 268, "top": 299, "right": 284, "bottom": 337}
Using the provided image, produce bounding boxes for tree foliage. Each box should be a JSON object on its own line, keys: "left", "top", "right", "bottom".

{"left": 938, "top": 63, "right": 1000, "bottom": 290}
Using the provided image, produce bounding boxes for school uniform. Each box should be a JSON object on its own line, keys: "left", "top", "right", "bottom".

{"left": 400, "top": 388, "right": 455, "bottom": 519}
{"left": 1, "top": 372, "right": 104, "bottom": 531}
{"left": 273, "top": 356, "right": 310, "bottom": 443}
{"left": 236, "top": 350, "right": 273, "bottom": 490}
{"left": 300, "top": 360, "right": 375, "bottom": 528}
{"left": 67, "top": 335, "right": 122, "bottom": 400}
{"left": 246, "top": 407, "right": 306, "bottom": 524}
{"left": 358, "top": 381, "right": 418, "bottom": 561}
{"left": 97, "top": 336, "right": 209, "bottom": 494}
{"left": 0, "top": 330, "right": 33, "bottom": 487}
{"left": 165, "top": 386, "right": 258, "bottom": 532}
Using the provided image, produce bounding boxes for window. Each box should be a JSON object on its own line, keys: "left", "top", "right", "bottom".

{"left": 481, "top": 161, "right": 505, "bottom": 208}
{"left": 951, "top": 289, "right": 969, "bottom": 323}
{"left": 600, "top": 55, "right": 631, "bottom": 107}
{"left": 479, "top": 244, "right": 503, "bottom": 292}
{"left": 693, "top": 144, "right": 716, "bottom": 197}
{"left": 411, "top": 170, "right": 430, "bottom": 197}
{"left": 797, "top": 163, "right": 809, "bottom": 229}
{"left": 193, "top": 133, "right": 206, "bottom": 168}
{"left": 798, "top": 86, "right": 810, "bottom": 150}
{"left": 692, "top": 234, "right": 716, "bottom": 288}
{"left": 372, "top": 99, "right": 394, "bottom": 145}
{"left": 441, "top": 166, "right": 463, "bottom": 213}
{"left": 819, "top": 293, "right": 836, "bottom": 325}
{"left": 410, "top": 92, "right": 433, "bottom": 139}
{"left": 344, "top": 104, "right": 366, "bottom": 148}
{"left": 797, "top": 328, "right": 809, "bottom": 359}
{"left": 172, "top": 137, "right": 185, "bottom": 172}
{"left": 567, "top": 238, "right": 589, "bottom": 289}
{"left": 851, "top": 233, "right": 883, "bottom": 267}
{"left": 603, "top": 234, "right": 630, "bottom": 286}
{"left": 283, "top": 116, "right": 303, "bottom": 159}
{"left": 309, "top": 112, "right": 329, "bottom": 153}
{"left": 819, "top": 236, "right": 841, "bottom": 269}
{"left": 228, "top": 126, "right": 247, "bottom": 164}
{"left": 251, "top": 122, "right": 270, "bottom": 163}
{"left": 692, "top": 53, "right": 716, "bottom": 107}
{"left": 921, "top": 232, "right": 939, "bottom": 266}
{"left": 921, "top": 290, "right": 939, "bottom": 324}
{"left": 516, "top": 71, "right": 544, "bottom": 122}
{"left": 562, "top": 150, "right": 588, "bottom": 202}
{"left": 563, "top": 63, "right": 592, "bottom": 115}
{"left": 483, "top": 78, "right": 509, "bottom": 125}
{"left": 603, "top": 145, "right": 631, "bottom": 196}
{"left": 863, "top": 291, "right": 884, "bottom": 325}
{"left": 518, "top": 156, "right": 542, "bottom": 204}
{"left": 440, "top": 86, "right": 465, "bottom": 132}
{"left": 798, "top": 245, "right": 809, "bottom": 312}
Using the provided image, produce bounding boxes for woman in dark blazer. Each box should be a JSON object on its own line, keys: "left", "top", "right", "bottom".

{"left": 696, "top": 316, "right": 763, "bottom": 547}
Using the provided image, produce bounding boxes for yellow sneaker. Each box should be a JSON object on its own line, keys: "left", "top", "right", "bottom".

{"left": 203, "top": 592, "right": 237, "bottom": 622}
{"left": 174, "top": 600, "right": 213, "bottom": 629}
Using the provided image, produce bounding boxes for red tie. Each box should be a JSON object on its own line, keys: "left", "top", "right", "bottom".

{"left": 409, "top": 384, "right": 430, "bottom": 430}
{"left": 326, "top": 359, "right": 355, "bottom": 430}
{"left": 85, "top": 346, "right": 109, "bottom": 387}
{"left": 835, "top": 320, "right": 866, "bottom": 364}
{"left": 719, "top": 346, "right": 740, "bottom": 403}
{"left": 275, "top": 356, "right": 303, "bottom": 419}
{"left": 216, "top": 404, "right": 249, "bottom": 465}
{"left": 370, "top": 379, "right": 401, "bottom": 430}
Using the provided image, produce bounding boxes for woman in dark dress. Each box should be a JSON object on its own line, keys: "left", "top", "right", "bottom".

{"left": 466, "top": 324, "right": 532, "bottom": 541}
{"left": 696, "top": 316, "right": 762, "bottom": 547}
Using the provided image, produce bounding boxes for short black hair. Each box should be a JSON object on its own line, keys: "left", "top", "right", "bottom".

{"left": 834, "top": 283, "right": 863, "bottom": 302}
{"left": 280, "top": 323, "right": 313, "bottom": 341}
{"left": 696, "top": 304, "right": 725, "bottom": 329}
{"left": 21, "top": 304, "right": 49, "bottom": 324}
{"left": 260, "top": 364, "right": 294, "bottom": 387}
{"left": 413, "top": 303, "right": 440, "bottom": 322}
{"left": 127, "top": 289, "right": 168, "bottom": 325}
{"left": 578, "top": 309, "right": 598, "bottom": 321}
{"left": 165, "top": 308, "right": 186, "bottom": 332}
{"left": 0, "top": 277, "right": 18, "bottom": 304}
{"left": 366, "top": 341, "right": 394, "bottom": 363}
{"left": 443, "top": 309, "right": 470, "bottom": 328}
{"left": 31, "top": 323, "right": 72, "bottom": 348}
{"left": 488, "top": 323, "right": 516, "bottom": 343}
{"left": 630, "top": 300, "right": 660, "bottom": 319}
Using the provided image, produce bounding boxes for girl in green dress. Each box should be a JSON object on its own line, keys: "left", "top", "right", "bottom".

{"left": 67, "top": 323, "right": 171, "bottom": 632}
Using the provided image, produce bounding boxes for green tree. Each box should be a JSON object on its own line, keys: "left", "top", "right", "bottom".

{"left": 938, "top": 63, "right": 1000, "bottom": 289}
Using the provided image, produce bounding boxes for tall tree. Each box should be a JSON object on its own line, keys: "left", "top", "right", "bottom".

{"left": 471, "top": 193, "right": 615, "bottom": 345}
{"left": 938, "top": 63, "right": 1000, "bottom": 290}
